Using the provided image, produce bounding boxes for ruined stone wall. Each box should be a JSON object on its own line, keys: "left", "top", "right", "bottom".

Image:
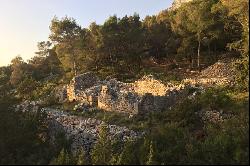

{"left": 44, "top": 108, "right": 141, "bottom": 153}
{"left": 133, "top": 75, "right": 168, "bottom": 96}
{"left": 67, "top": 73, "right": 194, "bottom": 115}
{"left": 97, "top": 85, "right": 140, "bottom": 114}
{"left": 66, "top": 60, "right": 235, "bottom": 115}
{"left": 67, "top": 72, "right": 100, "bottom": 103}
{"left": 14, "top": 102, "right": 141, "bottom": 154}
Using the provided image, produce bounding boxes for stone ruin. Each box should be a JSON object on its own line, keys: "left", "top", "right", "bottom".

{"left": 65, "top": 60, "right": 236, "bottom": 115}
{"left": 44, "top": 108, "right": 141, "bottom": 154}
{"left": 66, "top": 73, "right": 191, "bottom": 115}
{"left": 67, "top": 72, "right": 100, "bottom": 102}
{"left": 14, "top": 59, "right": 236, "bottom": 153}
{"left": 183, "top": 60, "right": 236, "bottom": 87}
{"left": 14, "top": 103, "right": 142, "bottom": 154}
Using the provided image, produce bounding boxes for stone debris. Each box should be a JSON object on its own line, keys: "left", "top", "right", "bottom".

{"left": 54, "top": 85, "right": 68, "bottom": 103}
{"left": 14, "top": 100, "right": 41, "bottom": 112}
{"left": 43, "top": 108, "right": 142, "bottom": 153}
{"left": 200, "top": 60, "right": 236, "bottom": 78}
{"left": 183, "top": 61, "right": 236, "bottom": 87}
{"left": 15, "top": 103, "right": 142, "bottom": 154}
{"left": 197, "top": 109, "right": 231, "bottom": 124}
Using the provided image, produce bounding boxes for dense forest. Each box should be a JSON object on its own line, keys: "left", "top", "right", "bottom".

{"left": 0, "top": 0, "right": 249, "bottom": 165}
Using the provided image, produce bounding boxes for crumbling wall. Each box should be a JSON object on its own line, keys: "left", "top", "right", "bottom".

{"left": 67, "top": 73, "right": 193, "bottom": 115}
{"left": 67, "top": 72, "right": 100, "bottom": 103}
{"left": 133, "top": 75, "right": 168, "bottom": 96}
{"left": 97, "top": 84, "right": 140, "bottom": 115}
{"left": 44, "top": 108, "right": 141, "bottom": 153}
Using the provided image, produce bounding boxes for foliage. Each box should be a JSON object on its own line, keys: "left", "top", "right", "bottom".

{"left": 0, "top": 95, "right": 54, "bottom": 165}
{"left": 90, "top": 124, "right": 112, "bottom": 165}
{"left": 0, "top": 0, "right": 249, "bottom": 165}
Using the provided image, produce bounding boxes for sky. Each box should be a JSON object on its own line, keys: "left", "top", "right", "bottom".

{"left": 0, "top": 0, "right": 173, "bottom": 67}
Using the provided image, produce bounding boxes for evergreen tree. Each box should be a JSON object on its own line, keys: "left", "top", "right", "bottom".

{"left": 91, "top": 124, "right": 112, "bottom": 165}
{"left": 76, "top": 148, "right": 88, "bottom": 165}
{"left": 50, "top": 148, "right": 72, "bottom": 165}
{"left": 117, "top": 140, "right": 140, "bottom": 165}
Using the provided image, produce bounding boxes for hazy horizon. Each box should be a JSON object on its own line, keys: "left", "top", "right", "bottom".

{"left": 0, "top": 0, "right": 173, "bottom": 67}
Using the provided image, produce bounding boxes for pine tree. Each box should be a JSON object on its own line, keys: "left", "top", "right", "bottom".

{"left": 50, "top": 148, "right": 72, "bottom": 165}
{"left": 90, "top": 124, "right": 112, "bottom": 165}
{"left": 76, "top": 148, "right": 87, "bottom": 165}
{"left": 117, "top": 139, "right": 139, "bottom": 165}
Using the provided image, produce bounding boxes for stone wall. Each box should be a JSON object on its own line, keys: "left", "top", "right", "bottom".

{"left": 14, "top": 103, "right": 141, "bottom": 154}
{"left": 67, "top": 72, "right": 100, "bottom": 103}
{"left": 97, "top": 84, "right": 140, "bottom": 115}
{"left": 67, "top": 73, "right": 193, "bottom": 115}
{"left": 66, "top": 60, "right": 235, "bottom": 115}
{"left": 44, "top": 108, "right": 141, "bottom": 153}
{"left": 133, "top": 75, "right": 168, "bottom": 96}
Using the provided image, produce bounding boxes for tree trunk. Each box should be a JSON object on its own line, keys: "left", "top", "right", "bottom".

{"left": 208, "top": 42, "right": 210, "bottom": 57}
{"left": 109, "top": 48, "right": 113, "bottom": 67}
{"left": 73, "top": 60, "right": 77, "bottom": 76}
{"left": 214, "top": 44, "right": 217, "bottom": 61}
{"left": 197, "top": 34, "right": 201, "bottom": 71}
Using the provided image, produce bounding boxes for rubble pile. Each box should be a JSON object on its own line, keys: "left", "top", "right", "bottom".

{"left": 44, "top": 108, "right": 141, "bottom": 153}
{"left": 183, "top": 61, "right": 236, "bottom": 86}
{"left": 200, "top": 61, "right": 236, "bottom": 79}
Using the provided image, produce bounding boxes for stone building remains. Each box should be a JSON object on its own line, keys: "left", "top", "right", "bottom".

{"left": 66, "top": 73, "right": 190, "bottom": 115}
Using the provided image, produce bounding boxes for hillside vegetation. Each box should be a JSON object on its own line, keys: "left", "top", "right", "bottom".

{"left": 0, "top": 0, "right": 249, "bottom": 165}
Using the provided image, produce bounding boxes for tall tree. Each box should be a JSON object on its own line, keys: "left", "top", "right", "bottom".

{"left": 49, "top": 16, "right": 82, "bottom": 76}
{"left": 171, "top": 0, "right": 220, "bottom": 69}
{"left": 10, "top": 56, "right": 26, "bottom": 86}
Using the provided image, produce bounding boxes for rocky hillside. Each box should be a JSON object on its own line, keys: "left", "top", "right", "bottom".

{"left": 12, "top": 59, "right": 245, "bottom": 163}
